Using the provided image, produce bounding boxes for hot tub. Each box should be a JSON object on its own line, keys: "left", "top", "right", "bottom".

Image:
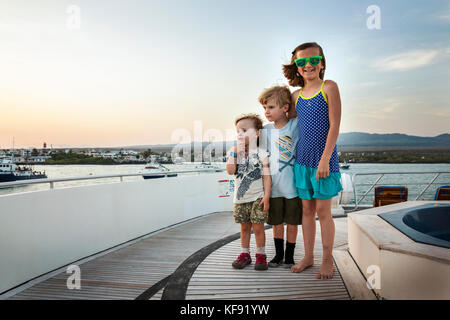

{"left": 348, "top": 201, "right": 450, "bottom": 299}
{"left": 378, "top": 203, "right": 450, "bottom": 249}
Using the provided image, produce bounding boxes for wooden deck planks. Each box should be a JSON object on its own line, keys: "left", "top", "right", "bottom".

{"left": 8, "top": 212, "right": 240, "bottom": 300}
{"left": 185, "top": 219, "right": 351, "bottom": 300}
{"left": 8, "top": 213, "right": 351, "bottom": 300}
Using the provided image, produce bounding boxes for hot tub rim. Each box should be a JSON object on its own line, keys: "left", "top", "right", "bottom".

{"left": 378, "top": 203, "right": 450, "bottom": 249}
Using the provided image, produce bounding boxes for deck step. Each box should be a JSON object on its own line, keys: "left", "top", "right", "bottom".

{"left": 333, "top": 249, "right": 378, "bottom": 300}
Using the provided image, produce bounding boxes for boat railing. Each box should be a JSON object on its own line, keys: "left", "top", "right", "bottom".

{"left": 0, "top": 168, "right": 225, "bottom": 190}
{"left": 351, "top": 171, "right": 450, "bottom": 211}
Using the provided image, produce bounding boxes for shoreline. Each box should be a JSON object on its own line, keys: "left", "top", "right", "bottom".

{"left": 16, "top": 161, "right": 175, "bottom": 165}
{"left": 16, "top": 161, "right": 450, "bottom": 165}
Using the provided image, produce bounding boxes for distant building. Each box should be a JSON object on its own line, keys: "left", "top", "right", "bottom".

{"left": 30, "top": 156, "right": 52, "bottom": 163}
{"left": 42, "top": 142, "right": 50, "bottom": 154}
{"left": 101, "top": 152, "right": 119, "bottom": 159}
{"left": 121, "top": 150, "right": 139, "bottom": 156}
{"left": 124, "top": 155, "right": 139, "bottom": 161}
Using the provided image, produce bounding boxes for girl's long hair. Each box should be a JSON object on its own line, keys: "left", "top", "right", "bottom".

{"left": 282, "top": 42, "right": 326, "bottom": 87}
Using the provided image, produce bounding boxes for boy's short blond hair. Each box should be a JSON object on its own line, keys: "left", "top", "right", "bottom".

{"left": 258, "top": 85, "right": 292, "bottom": 109}
{"left": 234, "top": 113, "right": 263, "bottom": 130}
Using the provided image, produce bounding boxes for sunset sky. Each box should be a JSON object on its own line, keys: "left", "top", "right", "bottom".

{"left": 1, "top": 0, "right": 449, "bottom": 148}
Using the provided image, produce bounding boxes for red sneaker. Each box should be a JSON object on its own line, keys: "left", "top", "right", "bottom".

{"left": 255, "top": 254, "right": 268, "bottom": 270}
{"left": 232, "top": 252, "right": 251, "bottom": 269}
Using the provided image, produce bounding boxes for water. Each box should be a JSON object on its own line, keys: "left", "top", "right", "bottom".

{"left": 1, "top": 163, "right": 449, "bottom": 205}
{"left": 0, "top": 162, "right": 226, "bottom": 196}
{"left": 343, "top": 163, "right": 450, "bottom": 205}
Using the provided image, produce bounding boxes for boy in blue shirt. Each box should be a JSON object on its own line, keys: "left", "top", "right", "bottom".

{"left": 259, "top": 86, "right": 303, "bottom": 268}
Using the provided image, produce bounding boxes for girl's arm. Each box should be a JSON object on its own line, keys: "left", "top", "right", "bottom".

{"left": 259, "top": 155, "right": 271, "bottom": 211}
{"left": 287, "top": 89, "right": 300, "bottom": 119}
{"left": 316, "top": 80, "right": 341, "bottom": 181}
{"left": 225, "top": 146, "right": 238, "bottom": 175}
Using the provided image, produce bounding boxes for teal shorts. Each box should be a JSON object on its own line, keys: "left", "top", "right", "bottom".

{"left": 294, "top": 163, "right": 343, "bottom": 200}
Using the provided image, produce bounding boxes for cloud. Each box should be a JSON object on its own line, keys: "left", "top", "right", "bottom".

{"left": 356, "top": 81, "right": 381, "bottom": 88}
{"left": 421, "top": 109, "right": 450, "bottom": 118}
{"left": 356, "top": 98, "right": 402, "bottom": 120}
{"left": 438, "top": 14, "right": 450, "bottom": 21}
{"left": 373, "top": 49, "right": 440, "bottom": 71}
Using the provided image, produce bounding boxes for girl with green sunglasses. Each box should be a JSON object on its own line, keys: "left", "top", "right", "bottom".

{"left": 294, "top": 56, "right": 323, "bottom": 68}
{"left": 282, "top": 42, "right": 342, "bottom": 281}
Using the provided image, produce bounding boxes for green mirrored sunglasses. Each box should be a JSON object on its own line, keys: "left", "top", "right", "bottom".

{"left": 294, "top": 56, "right": 323, "bottom": 68}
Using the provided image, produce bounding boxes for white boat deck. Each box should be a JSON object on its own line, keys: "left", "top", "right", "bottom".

{"left": 5, "top": 212, "right": 372, "bottom": 300}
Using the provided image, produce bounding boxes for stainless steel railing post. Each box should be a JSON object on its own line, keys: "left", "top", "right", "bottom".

{"left": 415, "top": 173, "right": 440, "bottom": 200}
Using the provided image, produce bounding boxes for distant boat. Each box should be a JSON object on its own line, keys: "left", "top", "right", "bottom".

{"left": 339, "top": 162, "right": 350, "bottom": 169}
{"left": 0, "top": 158, "right": 47, "bottom": 183}
{"left": 195, "top": 162, "right": 222, "bottom": 172}
{"left": 173, "top": 157, "right": 186, "bottom": 164}
{"left": 142, "top": 162, "right": 177, "bottom": 179}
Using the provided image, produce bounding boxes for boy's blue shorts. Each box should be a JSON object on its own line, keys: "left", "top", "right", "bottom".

{"left": 294, "top": 163, "right": 343, "bottom": 200}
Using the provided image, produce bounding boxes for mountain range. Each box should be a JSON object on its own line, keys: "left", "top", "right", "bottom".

{"left": 123, "top": 132, "right": 450, "bottom": 151}
{"left": 336, "top": 132, "right": 450, "bottom": 147}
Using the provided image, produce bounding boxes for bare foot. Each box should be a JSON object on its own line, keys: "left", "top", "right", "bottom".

{"left": 290, "top": 257, "right": 314, "bottom": 273}
{"left": 316, "top": 259, "right": 335, "bottom": 279}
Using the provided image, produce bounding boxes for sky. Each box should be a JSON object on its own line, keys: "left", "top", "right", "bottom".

{"left": 0, "top": 0, "right": 449, "bottom": 148}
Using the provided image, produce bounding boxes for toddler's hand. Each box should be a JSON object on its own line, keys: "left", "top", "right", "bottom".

{"left": 259, "top": 196, "right": 270, "bottom": 212}
{"left": 237, "top": 137, "right": 245, "bottom": 152}
{"left": 236, "top": 137, "right": 245, "bottom": 164}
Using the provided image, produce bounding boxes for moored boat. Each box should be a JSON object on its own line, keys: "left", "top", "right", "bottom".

{"left": 142, "top": 162, "right": 177, "bottom": 179}
{"left": 195, "top": 162, "right": 222, "bottom": 172}
{"left": 0, "top": 158, "right": 47, "bottom": 182}
{"left": 339, "top": 161, "right": 350, "bottom": 169}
